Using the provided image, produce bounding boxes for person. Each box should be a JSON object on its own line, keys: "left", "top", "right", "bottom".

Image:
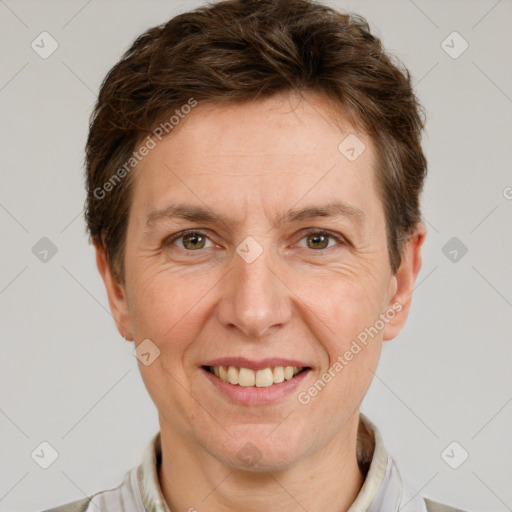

{"left": 44, "top": 0, "right": 468, "bottom": 510}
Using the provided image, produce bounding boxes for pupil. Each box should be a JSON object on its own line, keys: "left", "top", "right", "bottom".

{"left": 309, "top": 234, "right": 327, "bottom": 249}
{"left": 185, "top": 233, "right": 203, "bottom": 249}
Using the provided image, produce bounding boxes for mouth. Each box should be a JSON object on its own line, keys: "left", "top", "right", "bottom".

{"left": 202, "top": 365, "right": 311, "bottom": 387}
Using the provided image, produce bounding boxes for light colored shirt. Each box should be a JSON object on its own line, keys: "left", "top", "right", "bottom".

{"left": 44, "top": 413, "right": 465, "bottom": 512}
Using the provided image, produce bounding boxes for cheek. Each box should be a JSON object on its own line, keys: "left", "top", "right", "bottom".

{"left": 302, "top": 329, "right": 382, "bottom": 424}
{"left": 296, "top": 265, "right": 387, "bottom": 342}
{"left": 297, "top": 269, "right": 385, "bottom": 399}
{"left": 128, "top": 270, "right": 208, "bottom": 427}
{"left": 128, "top": 265, "right": 205, "bottom": 338}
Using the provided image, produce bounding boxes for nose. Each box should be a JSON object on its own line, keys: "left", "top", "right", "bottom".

{"left": 216, "top": 239, "right": 292, "bottom": 339}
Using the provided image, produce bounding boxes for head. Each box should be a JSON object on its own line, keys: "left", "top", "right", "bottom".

{"left": 87, "top": 0, "right": 427, "bottom": 471}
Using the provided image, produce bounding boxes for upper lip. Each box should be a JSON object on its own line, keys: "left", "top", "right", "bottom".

{"left": 202, "top": 357, "right": 311, "bottom": 372}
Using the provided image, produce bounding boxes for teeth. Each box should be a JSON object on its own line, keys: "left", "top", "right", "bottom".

{"left": 238, "top": 367, "right": 255, "bottom": 386}
{"left": 256, "top": 368, "right": 273, "bottom": 387}
{"left": 219, "top": 366, "right": 228, "bottom": 381}
{"left": 273, "top": 366, "right": 285, "bottom": 383}
{"left": 209, "top": 365, "right": 304, "bottom": 387}
{"left": 227, "top": 366, "right": 239, "bottom": 385}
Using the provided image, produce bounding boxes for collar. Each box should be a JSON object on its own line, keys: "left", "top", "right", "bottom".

{"left": 136, "top": 413, "right": 422, "bottom": 512}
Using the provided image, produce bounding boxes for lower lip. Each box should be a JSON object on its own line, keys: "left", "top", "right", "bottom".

{"left": 201, "top": 367, "right": 311, "bottom": 405}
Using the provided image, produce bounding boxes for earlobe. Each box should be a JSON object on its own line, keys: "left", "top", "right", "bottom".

{"left": 94, "top": 241, "right": 134, "bottom": 341}
{"left": 382, "top": 223, "right": 427, "bottom": 341}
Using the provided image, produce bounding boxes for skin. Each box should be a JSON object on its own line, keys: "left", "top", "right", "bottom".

{"left": 95, "top": 90, "right": 426, "bottom": 512}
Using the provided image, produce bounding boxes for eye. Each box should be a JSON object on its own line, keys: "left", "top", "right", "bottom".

{"left": 296, "top": 230, "right": 346, "bottom": 250}
{"left": 163, "top": 229, "right": 347, "bottom": 253}
{"left": 165, "top": 230, "right": 215, "bottom": 251}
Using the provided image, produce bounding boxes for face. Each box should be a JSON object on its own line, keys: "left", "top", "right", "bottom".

{"left": 96, "top": 90, "right": 426, "bottom": 471}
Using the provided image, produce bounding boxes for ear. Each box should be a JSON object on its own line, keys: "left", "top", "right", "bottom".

{"left": 94, "top": 240, "right": 134, "bottom": 341}
{"left": 382, "top": 222, "right": 427, "bottom": 341}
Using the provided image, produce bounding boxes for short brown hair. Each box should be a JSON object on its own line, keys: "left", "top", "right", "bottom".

{"left": 85, "top": 0, "right": 427, "bottom": 283}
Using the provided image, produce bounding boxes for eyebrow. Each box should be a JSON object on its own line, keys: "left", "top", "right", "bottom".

{"left": 146, "top": 200, "right": 365, "bottom": 228}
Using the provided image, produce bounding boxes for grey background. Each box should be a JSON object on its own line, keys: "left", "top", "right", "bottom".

{"left": 1, "top": 0, "right": 511, "bottom": 511}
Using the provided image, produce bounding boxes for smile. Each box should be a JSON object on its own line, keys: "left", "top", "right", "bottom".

{"left": 204, "top": 365, "right": 308, "bottom": 387}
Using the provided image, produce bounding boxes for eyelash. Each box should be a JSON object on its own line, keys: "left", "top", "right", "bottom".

{"left": 164, "top": 229, "right": 347, "bottom": 253}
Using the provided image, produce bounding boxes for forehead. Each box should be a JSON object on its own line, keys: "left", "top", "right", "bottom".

{"left": 130, "top": 91, "right": 381, "bottom": 230}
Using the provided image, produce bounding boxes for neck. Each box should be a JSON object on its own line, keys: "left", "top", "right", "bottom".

{"left": 158, "top": 415, "right": 365, "bottom": 512}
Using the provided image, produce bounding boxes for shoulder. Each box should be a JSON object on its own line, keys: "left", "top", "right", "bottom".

{"left": 424, "top": 497, "right": 469, "bottom": 512}
{"left": 41, "top": 497, "right": 92, "bottom": 512}
{"left": 41, "top": 466, "right": 141, "bottom": 512}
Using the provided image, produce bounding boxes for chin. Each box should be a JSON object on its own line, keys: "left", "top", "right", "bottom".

{"left": 208, "top": 425, "right": 311, "bottom": 472}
